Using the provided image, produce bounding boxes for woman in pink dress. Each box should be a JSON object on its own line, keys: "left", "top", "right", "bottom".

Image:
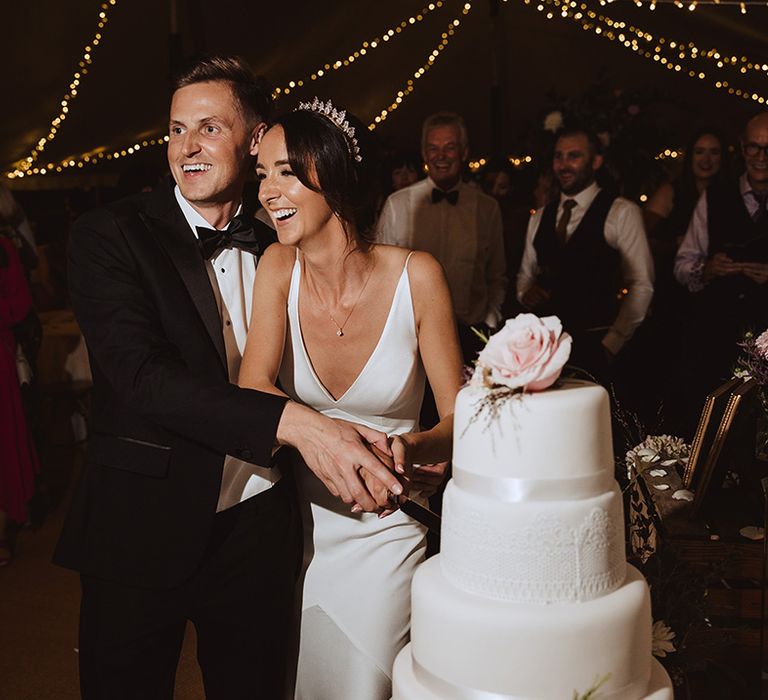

{"left": 0, "top": 235, "right": 39, "bottom": 565}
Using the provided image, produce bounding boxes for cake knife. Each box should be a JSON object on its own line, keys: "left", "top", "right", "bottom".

{"left": 394, "top": 495, "right": 442, "bottom": 535}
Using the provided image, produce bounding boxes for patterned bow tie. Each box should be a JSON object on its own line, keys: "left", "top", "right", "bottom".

{"left": 431, "top": 188, "right": 459, "bottom": 205}
{"left": 196, "top": 214, "right": 265, "bottom": 260}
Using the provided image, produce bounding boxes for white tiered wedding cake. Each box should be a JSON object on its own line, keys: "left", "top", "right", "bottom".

{"left": 392, "top": 316, "right": 673, "bottom": 699}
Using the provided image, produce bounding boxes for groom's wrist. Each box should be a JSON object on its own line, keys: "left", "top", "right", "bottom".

{"left": 275, "top": 400, "right": 321, "bottom": 449}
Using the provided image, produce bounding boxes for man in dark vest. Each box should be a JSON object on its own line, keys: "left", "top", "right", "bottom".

{"left": 675, "top": 112, "right": 768, "bottom": 402}
{"left": 516, "top": 127, "right": 654, "bottom": 380}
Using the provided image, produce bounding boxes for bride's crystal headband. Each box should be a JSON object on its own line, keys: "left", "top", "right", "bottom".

{"left": 296, "top": 97, "right": 362, "bottom": 163}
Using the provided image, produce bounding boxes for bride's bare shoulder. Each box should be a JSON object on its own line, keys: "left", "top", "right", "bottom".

{"left": 259, "top": 242, "right": 297, "bottom": 269}
{"left": 374, "top": 245, "right": 447, "bottom": 301}
{"left": 374, "top": 244, "right": 439, "bottom": 276}
{"left": 256, "top": 243, "right": 296, "bottom": 289}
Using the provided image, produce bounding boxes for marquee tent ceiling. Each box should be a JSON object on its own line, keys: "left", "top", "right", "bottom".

{"left": 4, "top": 0, "right": 768, "bottom": 188}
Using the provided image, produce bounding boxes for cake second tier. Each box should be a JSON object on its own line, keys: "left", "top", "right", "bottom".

{"left": 441, "top": 479, "right": 627, "bottom": 602}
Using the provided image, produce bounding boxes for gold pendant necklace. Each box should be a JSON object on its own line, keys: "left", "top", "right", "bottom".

{"left": 329, "top": 257, "right": 376, "bottom": 336}
{"left": 307, "top": 253, "right": 376, "bottom": 337}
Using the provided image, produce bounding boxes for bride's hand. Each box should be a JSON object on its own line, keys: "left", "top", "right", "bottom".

{"left": 374, "top": 434, "right": 416, "bottom": 519}
{"left": 390, "top": 434, "right": 415, "bottom": 481}
{"left": 410, "top": 461, "right": 449, "bottom": 498}
{"left": 354, "top": 442, "right": 400, "bottom": 514}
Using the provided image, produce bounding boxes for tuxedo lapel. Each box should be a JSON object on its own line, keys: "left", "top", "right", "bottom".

{"left": 141, "top": 185, "right": 228, "bottom": 370}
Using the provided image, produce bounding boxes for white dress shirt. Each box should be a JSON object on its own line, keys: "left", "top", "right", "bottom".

{"left": 175, "top": 187, "right": 278, "bottom": 511}
{"left": 517, "top": 182, "right": 654, "bottom": 355}
{"left": 377, "top": 177, "right": 507, "bottom": 327}
{"left": 674, "top": 174, "right": 757, "bottom": 292}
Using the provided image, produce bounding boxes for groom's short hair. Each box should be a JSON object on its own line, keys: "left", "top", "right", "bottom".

{"left": 172, "top": 55, "right": 273, "bottom": 127}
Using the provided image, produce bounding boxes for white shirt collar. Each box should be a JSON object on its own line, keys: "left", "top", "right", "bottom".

{"left": 174, "top": 185, "right": 243, "bottom": 239}
{"left": 559, "top": 180, "right": 600, "bottom": 209}
{"left": 426, "top": 176, "right": 463, "bottom": 193}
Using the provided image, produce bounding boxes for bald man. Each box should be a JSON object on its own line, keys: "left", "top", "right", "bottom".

{"left": 674, "top": 112, "right": 768, "bottom": 404}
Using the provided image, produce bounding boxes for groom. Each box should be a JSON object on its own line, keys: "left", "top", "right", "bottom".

{"left": 53, "top": 55, "right": 401, "bottom": 699}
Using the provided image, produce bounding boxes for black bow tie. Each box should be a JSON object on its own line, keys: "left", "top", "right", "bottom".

{"left": 431, "top": 188, "right": 459, "bottom": 205}
{"left": 196, "top": 214, "right": 265, "bottom": 260}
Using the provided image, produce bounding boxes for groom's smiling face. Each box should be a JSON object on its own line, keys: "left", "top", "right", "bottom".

{"left": 168, "top": 80, "right": 259, "bottom": 207}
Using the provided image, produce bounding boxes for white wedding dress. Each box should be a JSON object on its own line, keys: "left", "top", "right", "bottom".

{"left": 278, "top": 251, "right": 428, "bottom": 700}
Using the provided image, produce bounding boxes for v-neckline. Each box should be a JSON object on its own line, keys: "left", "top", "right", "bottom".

{"left": 294, "top": 261, "right": 407, "bottom": 404}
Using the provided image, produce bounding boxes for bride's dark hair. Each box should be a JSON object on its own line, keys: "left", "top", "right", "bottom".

{"left": 271, "top": 107, "right": 379, "bottom": 250}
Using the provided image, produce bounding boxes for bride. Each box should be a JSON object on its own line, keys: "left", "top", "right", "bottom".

{"left": 239, "top": 100, "right": 462, "bottom": 699}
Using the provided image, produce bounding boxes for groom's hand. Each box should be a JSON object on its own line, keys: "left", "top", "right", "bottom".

{"left": 276, "top": 402, "right": 402, "bottom": 512}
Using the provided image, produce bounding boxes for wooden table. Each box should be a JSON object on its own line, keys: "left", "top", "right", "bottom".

{"left": 640, "top": 463, "right": 767, "bottom": 696}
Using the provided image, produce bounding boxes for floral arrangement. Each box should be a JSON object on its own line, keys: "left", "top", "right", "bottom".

{"left": 612, "top": 402, "right": 724, "bottom": 689}
{"left": 734, "top": 327, "right": 768, "bottom": 457}
{"left": 467, "top": 314, "right": 572, "bottom": 430}
{"left": 734, "top": 328, "right": 768, "bottom": 386}
{"left": 625, "top": 434, "right": 690, "bottom": 482}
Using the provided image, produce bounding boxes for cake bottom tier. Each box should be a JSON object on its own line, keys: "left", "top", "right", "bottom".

{"left": 392, "top": 648, "right": 673, "bottom": 700}
{"left": 401, "top": 557, "right": 670, "bottom": 699}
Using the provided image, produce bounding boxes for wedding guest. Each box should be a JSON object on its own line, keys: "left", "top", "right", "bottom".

{"left": 388, "top": 151, "right": 424, "bottom": 193}
{"left": 645, "top": 128, "right": 727, "bottom": 303}
{"left": 645, "top": 128, "right": 728, "bottom": 240}
{"left": 0, "top": 185, "right": 38, "bottom": 274}
{"left": 674, "top": 113, "right": 768, "bottom": 421}
{"left": 630, "top": 129, "right": 728, "bottom": 427}
{"left": 377, "top": 112, "right": 507, "bottom": 364}
{"left": 0, "top": 184, "right": 43, "bottom": 372}
{"left": 375, "top": 151, "right": 425, "bottom": 218}
{"left": 479, "top": 158, "right": 537, "bottom": 315}
{"left": 0, "top": 235, "right": 39, "bottom": 566}
{"left": 517, "top": 126, "right": 654, "bottom": 381}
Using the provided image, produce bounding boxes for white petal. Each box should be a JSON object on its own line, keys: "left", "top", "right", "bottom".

{"left": 653, "top": 484, "right": 670, "bottom": 491}
{"left": 672, "top": 489, "right": 694, "bottom": 502}
{"left": 660, "top": 459, "right": 678, "bottom": 466}
{"left": 648, "top": 469, "right": 667, "bottom": 477}
{"left": 739, "top": 526, "right": 765, "bottom": 540}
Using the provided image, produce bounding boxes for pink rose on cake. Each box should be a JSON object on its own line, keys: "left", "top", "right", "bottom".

{"left": 475, "top": 314, "right": 572, "bottom": 392}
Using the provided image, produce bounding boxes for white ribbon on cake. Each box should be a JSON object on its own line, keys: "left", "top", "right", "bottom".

{"left": 413, "top": 658, "right": 651, "bottom": 699}
{"left": 453, "top": 467, "right": 614, "bottom": 502}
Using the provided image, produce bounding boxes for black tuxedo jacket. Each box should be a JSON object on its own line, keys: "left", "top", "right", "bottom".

{"left": 54, "top": 182, "right": 286, "bottom": 590}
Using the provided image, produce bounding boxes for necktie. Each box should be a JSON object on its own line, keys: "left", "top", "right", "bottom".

{"left": 556, "top": 199, "right": 577, "bottom": 243}
{"left": 431, "top": 188, "right": 459, "bottom": 205}
{"left": 196, "top": 214, "right": 267, "bottom": 260}
{"left": 749, "top": 190, "right": 768, "bottom": 222}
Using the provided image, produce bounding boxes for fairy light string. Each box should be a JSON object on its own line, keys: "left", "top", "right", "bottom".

{"left": 10, "top": 0, "right": 119, "bottom": 178}
{"left": 369, "top": 2, "right": 473, "bottom": 130}
{"left": 275, "top": 1, "right": 448, "bottom": 97}
{"left": 7, "top": 0, "right": 762, "bottom": 178}
{"left": 7, "top": 1, "right": 471, "bottom": 178}
{"left": 520, "top": 0, "right": 768, "bottom": 105}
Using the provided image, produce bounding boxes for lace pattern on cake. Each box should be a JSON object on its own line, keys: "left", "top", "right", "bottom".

{"left": 441, "top": 499, "right": 626, "bottom": 603}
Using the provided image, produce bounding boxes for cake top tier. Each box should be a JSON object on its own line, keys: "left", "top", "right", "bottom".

{"left": 452, "top": 378, "right": 614, "bottom": 484}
